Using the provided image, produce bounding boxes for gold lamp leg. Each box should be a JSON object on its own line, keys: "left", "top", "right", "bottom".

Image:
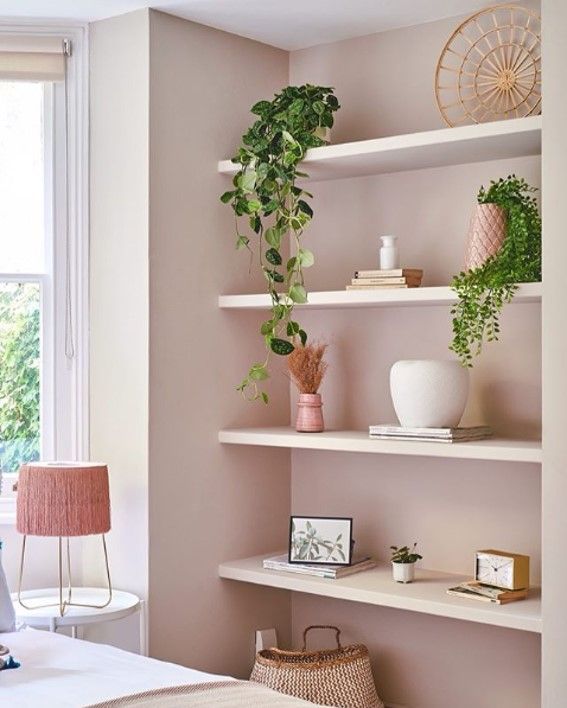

{"left": 68, "top": 535, "right": 112, "bottom": 610}
{"left": 17, "top": 534, "right": 113, "bottom": 616}
{"left": 66, "top": 537, "right": 73, "bottom": 606}
{"left": 17, "top": 535, "right": 29, "bottom": 608}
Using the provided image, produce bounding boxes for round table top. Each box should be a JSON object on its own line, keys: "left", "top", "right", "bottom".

{"left": 11, "top": 587, "right": 141, "bottom": 627}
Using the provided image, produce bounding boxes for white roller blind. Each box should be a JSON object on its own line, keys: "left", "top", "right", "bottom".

{"left": 0, "top": 35, "right": 68, "bottom": 81}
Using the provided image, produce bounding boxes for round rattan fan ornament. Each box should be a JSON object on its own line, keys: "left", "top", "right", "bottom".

{"left": 435, "top": 5, "right": 541, "bottom": 127}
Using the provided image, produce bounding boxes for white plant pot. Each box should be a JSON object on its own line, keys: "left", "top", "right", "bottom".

{"left": 390, "top": 359, "right": 469, "bottom": 428}
{"left": 392, "top": 562, "right": 415, "bottom": 583}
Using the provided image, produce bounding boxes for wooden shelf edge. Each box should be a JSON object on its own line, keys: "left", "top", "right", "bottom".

{"left": 218, "top": 116, "right": 541, "bottom": 181}
{"left": 218, "top": 428, "right": 542, "bottom": 464}
{"left": 219, "top": 283, "right": 542, "bottom": 311}
{"left": 218, "top": 554, "right": 542, "bottom": 634}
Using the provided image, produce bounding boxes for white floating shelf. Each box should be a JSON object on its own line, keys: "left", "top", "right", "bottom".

{"left": 219, "top": 554, "right": 541, "bottom": 634}
{"left": 218, "top": 116, "right": 541, "bottom": 182}
{"left": 219, "top": 282, "right": 542, "bottom": 311}
{"left": 219, "top": 427, "right": 542, "bottom": 463}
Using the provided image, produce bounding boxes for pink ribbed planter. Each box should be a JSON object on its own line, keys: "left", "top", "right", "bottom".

{"left": 464, "top": 203, "right": 506, "bottom": 270}
{"left": 296, "top": 393, "right": 324, "bottom": 433}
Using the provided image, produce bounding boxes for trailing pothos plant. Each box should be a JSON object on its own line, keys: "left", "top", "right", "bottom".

{"left": 450, "top": 175, "right": 541, "bottom": 366}
{"left": 221, "top": 85, "right": 340, "bottom": 402}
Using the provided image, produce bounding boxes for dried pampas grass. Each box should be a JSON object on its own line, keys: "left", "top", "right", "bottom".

{"left": 287, "top": 342, "right": 328, "bottom": 394}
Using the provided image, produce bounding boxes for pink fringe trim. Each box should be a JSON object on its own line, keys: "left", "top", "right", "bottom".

{"left": 16, "top": 463, "right": 111, "bottom": 536}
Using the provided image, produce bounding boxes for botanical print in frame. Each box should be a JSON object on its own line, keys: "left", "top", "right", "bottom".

{"left": 288, "top": 516, "right": 353, "bottom": 565}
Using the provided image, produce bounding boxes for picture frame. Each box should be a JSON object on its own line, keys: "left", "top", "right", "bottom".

{"left": 288, "top": 516, "right": 353, "bottom": 566}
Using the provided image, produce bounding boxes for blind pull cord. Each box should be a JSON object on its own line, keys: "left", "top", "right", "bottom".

{"left": 63, "top": 39, "right": 75, "bottom": 361}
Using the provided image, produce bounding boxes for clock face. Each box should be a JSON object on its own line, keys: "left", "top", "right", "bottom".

{"left": 476, "top": 553, "right": 514, "bottom": 589}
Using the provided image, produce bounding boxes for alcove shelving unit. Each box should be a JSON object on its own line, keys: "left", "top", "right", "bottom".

{"left": 217, "top": 115, "right": 542, "bottom": 679}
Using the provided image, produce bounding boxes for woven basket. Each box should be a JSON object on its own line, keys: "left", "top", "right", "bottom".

{"left": 250, "top": 625, "right": 384, "bottom": 708}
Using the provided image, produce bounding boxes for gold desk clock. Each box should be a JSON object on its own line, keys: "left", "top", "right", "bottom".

{"left": 475, "top": 550, "right": 530, "bottom": 591}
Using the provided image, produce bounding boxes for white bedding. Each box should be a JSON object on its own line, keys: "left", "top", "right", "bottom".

{"left": 1, "top": 627, "right": 233, "bottom": 707}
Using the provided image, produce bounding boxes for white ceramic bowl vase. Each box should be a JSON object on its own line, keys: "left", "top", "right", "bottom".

{"left": 390, "top": 360, "right": 469, "bottom": 428}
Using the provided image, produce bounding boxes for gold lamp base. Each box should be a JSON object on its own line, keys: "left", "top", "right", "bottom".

{"left": 17, "top": 534, "right": 112, "bottom": 617}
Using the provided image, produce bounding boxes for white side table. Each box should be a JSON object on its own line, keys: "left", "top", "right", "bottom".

{"left": 12, "top": 587, "right": 146, "bottom": 655}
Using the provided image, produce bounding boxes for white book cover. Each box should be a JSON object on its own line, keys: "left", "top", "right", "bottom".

{"left": 263, "top": 554, "right": 375, "bottom": 578}
{"left": 369, "top": 425, "right": 492, "bottom": 439}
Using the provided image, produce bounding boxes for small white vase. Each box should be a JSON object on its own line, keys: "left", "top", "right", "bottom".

{"left": 380, "top": 235, "right": 399, "bottom": 270}
{"left": 392, "top": 562, "right": 415, "bottom": 583}
{"left": 390, "top": 359, "right": 469, "bottom": 428}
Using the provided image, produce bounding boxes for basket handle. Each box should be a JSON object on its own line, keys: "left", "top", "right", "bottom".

{"left": 302, "top": 625, "right": 342, "bottom": 651}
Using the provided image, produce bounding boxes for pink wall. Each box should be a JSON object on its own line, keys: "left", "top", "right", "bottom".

{"left": 293, "top": 597, "right": 540, "bottom": 708}
{"left": 288, "top": 11, "right": 541, "bottom": 708}
{"left": 147, "top": 10, "right": 292, "bottom": 677}
{"left": 290, "top": 0, "right": 540, "bottom": 142}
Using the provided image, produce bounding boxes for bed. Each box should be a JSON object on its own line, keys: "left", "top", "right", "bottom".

{"left": 2, "top": 628, "right": 321, "bottom": 707}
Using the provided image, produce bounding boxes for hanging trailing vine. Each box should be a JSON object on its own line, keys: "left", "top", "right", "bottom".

{"left": 450, "top": 175, "right": 541, "bottom": 366}
{"left": 221, "top": 85, "right": 340, "bottom": 402}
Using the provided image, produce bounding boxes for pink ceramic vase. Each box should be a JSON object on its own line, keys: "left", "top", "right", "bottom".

{"left": 464, "top": 203, "right": 506, "bottom": 270}
{"left": 296, "top": 393, "right": 324, "bottom": 433}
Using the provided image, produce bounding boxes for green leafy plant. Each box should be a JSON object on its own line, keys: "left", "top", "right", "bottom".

{"left": 0, "top": 283, "right": 40, "bottom": 473}
{"left": 390, "top": 543, "right": 423, "bottom": 564}
{"left": 450, "top": 175, "right": 541, "bottom": 366}
{"left": 220, "top": 85, "right": 340, "bottom": 402}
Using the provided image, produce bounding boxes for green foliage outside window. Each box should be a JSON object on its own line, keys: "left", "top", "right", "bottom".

{"left": 0, "top": 283, "right": 40, "bottom": 473}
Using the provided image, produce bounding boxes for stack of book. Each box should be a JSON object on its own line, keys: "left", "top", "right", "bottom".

{"left": 263, "top": 554, "right": 376, "bottom": 579}
{"left": 368, "top": 425, "right": 493, "bottom": 443}
{"left": 447, "top": 581, "right": 528, "bottom": 604}
{"left": 346, "top": 268, "right": 423, "bottom": 290}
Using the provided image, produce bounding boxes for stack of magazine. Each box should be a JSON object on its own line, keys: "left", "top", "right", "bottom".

{"left": 447, "top": 581, "right": 528, "bottom": 604}
{"left": 368, "top": 425, "right": 492, "bottom": 443}
{"left": 263, "top": 554, "right": 376, "bottom": 579}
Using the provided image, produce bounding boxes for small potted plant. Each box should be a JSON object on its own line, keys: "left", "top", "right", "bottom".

{"left": 390, "top": 543, "right": 423, "bottom": 584}
{"left": 287, "top": 342, "right": 328, "bottom": 432}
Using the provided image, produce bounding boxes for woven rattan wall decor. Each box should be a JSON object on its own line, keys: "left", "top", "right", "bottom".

{"left": 435, "top": 5, "right": 541, "bottom": 127}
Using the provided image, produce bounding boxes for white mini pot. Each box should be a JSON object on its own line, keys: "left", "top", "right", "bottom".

{"left": 390, "top": 359, "right": 469, "bottom": 428}
{"left": 392, "top": 562, "right": 415, "bottom": 583}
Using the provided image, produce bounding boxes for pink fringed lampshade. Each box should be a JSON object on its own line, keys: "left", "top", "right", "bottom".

{"left": 17, "top": 462, "right": 111, "bottom": 537}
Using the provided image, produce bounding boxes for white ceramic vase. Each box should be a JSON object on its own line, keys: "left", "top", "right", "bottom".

{"left": 390, "top": 359, "right": 469, "bottom": 428}
{"left": 380, "top": 235, "right": 399, "bottom": 270}
{"left": 392, "top": 562, "right": 415, "bottom": 584}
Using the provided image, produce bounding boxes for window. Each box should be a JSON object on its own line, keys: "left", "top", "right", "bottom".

{"left": 0, "top": 28, "right": 88, "bottom": 519}
{"left": 0, "top": 82, "right": 45, "bottom": 481}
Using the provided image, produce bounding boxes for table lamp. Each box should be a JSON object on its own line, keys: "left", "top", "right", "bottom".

{"left": 16, "top": 461, "right": 111, "bottom": 616}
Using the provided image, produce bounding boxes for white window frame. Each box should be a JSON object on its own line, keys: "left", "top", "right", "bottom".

{"left": 0, "top": 22, "right": 89, "bottom": 523}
